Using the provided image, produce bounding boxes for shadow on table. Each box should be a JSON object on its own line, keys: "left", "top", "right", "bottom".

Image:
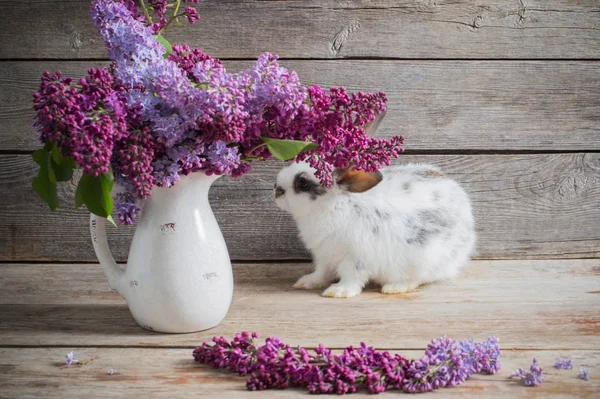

{"left": 0, "top": 303, "right": 147, "bottom": 336}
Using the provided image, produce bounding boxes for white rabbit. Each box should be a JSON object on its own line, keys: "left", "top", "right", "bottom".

{"left": 274, "top": 121, "right": 475, "bottom": 298}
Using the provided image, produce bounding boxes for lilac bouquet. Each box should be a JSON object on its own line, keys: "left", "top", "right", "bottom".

{"left": 193, "top": 332, "right": 501, "bottom": 394}
{"left": 32, "top": 0, "right": 404, "bottom": 225}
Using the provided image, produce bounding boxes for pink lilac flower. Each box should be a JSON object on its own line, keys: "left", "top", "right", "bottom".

{"left": 578, "top": 367, "right": 590, "bottom": 381}
{"left": 65, "top": 352, "right": 77, "bottom": 366}
{"left": 510, "top": 357, "right": 544, "bottom": 387}
{"left": 553, "top": 357, "right": 573, "bottom": 370}
{"left": 184, "top": 7, "right": 200, "bottom": 24}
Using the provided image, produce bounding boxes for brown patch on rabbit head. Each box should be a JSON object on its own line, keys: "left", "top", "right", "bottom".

{"left": 335, "top": 166, "right": 383, "bottom": 193}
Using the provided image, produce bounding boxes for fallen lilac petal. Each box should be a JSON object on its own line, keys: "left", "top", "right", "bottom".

{"left": 578, "top": 367, "right": 590, "bottom": 381}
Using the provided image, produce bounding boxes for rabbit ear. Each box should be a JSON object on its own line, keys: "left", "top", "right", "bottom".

{"left": 363, "top": 110, "right": 386, "bottom": 137}
{"left": 335, "top": 166, "right": 383, "bottom": 193}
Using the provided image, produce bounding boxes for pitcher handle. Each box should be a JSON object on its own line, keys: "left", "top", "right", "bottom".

{"left": 90, "top": 214, "right": 127, "bottom": 298}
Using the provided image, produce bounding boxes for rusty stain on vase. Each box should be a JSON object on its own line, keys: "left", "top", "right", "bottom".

{"left": 160, "top": 222, "right": 176, "bottom": 233}
{"left": 91, "top": 219, "right": 98, "bottom": 243}
{"left": 203, "top": 272, "right": 218, "bottom": 280}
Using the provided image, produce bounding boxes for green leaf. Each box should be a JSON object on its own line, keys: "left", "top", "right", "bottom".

{"left": 51, "top": 145, "right": 77, "bottom": 169}
{"left": 176, "top": 19, "right": 185, "bottom": 28}
{"left": 259, "top": 137, "right": 318, "bottom": 161}
{"left": 155, "top": 35, "right": 173, "bottom": 59}
{"left": 106, "top": 215, "right": 117, "bottom": 228}
{"left": 78, "top": 169, "right": 114, "bottom": 218}
{"left": 50, "top": 159, "right": 73, "bottom": 182}
{"left": 31, "top": 149, "right": 59, "bottom": 211}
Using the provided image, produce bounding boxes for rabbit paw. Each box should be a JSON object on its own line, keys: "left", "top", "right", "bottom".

{"left": 293, "top": 273, "right": 329, "bottom": 290}
{"left": 321, "top": 283, "right": 362, "bottom": 298}
{"left": 381, "top": 281, "right": 421, "bottom": 294}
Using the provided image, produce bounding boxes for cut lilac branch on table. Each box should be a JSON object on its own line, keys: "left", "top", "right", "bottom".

{"left": 510, "top": 357, "right": 544, "bottom": 387}
{"left": 193, "top": 332, "right": 501, "bottom": 394}
{"left": 31, "top": 0, "right": 404, "bottom": 224}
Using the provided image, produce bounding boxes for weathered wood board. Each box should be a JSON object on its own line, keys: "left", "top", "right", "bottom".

{"left": 1, "top": 260, "right": 598, "bottom": 348}
{"left": 1, "top": 153, "right": 599, "bottom": 262}
{"left": 1, "top": 1, "right": 599, "bottom": 60}
{"left": 0, "top": 347, "right": 597, "bottom": 398}
{"left": 2, "top": 60, "right": 599, "bottom": 152}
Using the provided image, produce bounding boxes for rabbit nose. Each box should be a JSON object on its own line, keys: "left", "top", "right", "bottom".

{"left": 275, "top": 185, "right": 285, "bottom": 198}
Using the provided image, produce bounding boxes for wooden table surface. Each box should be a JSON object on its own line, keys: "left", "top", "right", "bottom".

{"left": 1, "top": 260, "right": 598, "bottom": 398}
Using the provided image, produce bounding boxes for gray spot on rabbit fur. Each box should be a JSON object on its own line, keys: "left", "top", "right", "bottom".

{"left": 374, "top": 209, "right": 391, "bottom": 220}
{"left": 405, "top": 209, "right": 455, "bottom": 246}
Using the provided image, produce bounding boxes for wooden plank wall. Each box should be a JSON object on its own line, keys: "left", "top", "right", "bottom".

{"left": 0, "top": 0, "right": 599, "bottom": 262}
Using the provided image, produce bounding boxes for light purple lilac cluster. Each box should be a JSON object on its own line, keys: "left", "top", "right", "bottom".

{"left": 33, "top": 0, "right": 404, "bottom": 224}
{"left": 193, "top": 332, "right": 501, "bottom": 394}
{"left": 510, "top": 357, "right": 544, "bottom": 387}
{"left": 553, "top": 357, "right": 573, "bottom": 370}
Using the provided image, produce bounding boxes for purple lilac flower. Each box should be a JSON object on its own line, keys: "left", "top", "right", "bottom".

{"left": 510, "top": 357, "right": 544, "bottom": 387}
{"left": 107, "top": 369, "right": 119, "bottom": 375}
{"left": 458, "top": 336, "right": 501, "bottom": 376}
{"left": 114, "top": 192, "right": 140, "bottom": 225}
{"left": 578, "top": 367, "right": 590, "bottom": 381}
{"left": 205, "top": 142, "right": 241, "bottom": 175}
{"left": 402, "top": 336, "right": 469, "bottom": 393}
{"left": 33, "top": 68, "right": 127, "bottom": 176}
{"left": 91, "top": 0, "right": 202, "bottom": 146}
{"left": 152, "top": 156, "right": 181, "bottom": 188}
{"left": 553, "top": 357, "right": 574, "bottom": 370}
{"left": 65, "top": 351, "right": 77, "bottom": 366}
{"left": 166, "top": 140, "right": 206, "bottom": 175}
{"left": 34, "top": 0, "right": 405, "bottom": 225}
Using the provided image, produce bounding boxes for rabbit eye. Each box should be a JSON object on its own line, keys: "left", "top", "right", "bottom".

{"left": 295, "top": 177, "right": 312, "bottom": 192}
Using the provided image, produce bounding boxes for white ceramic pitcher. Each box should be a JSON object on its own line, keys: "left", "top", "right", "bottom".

{"left": 90, "top": 172, "right": 234, "bottom": 333}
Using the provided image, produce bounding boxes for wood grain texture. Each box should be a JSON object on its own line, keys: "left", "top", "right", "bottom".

{"left": 1, "top": 260, "right": 599, "bottom": 348}
{"left": 1, "top": 153, "right": 599, "bottom": 262}
{"left": 1, "top": 1, "right": 599, "bottom": 59}
{"left": 2, "top": 60, "right": 600, "bottom": 152}
{"left": 0, "top": 348, "right": 598, "bottom": 398}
